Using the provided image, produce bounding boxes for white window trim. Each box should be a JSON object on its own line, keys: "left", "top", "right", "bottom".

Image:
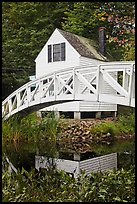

{"left": 48, "top": 43, "right": 65, "bottom": 63}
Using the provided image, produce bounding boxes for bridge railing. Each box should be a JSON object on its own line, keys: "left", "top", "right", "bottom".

{"left": 2, "top": 61, "right": 135, "bottom": 119}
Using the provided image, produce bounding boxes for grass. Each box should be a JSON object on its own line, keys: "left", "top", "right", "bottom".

{"left": 90, "top": 112, "right": 135, "bottom": 137}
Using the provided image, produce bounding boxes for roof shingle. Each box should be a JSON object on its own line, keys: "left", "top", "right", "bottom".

{"left": 57, "top": 28, "right": 109, "bottom": 62}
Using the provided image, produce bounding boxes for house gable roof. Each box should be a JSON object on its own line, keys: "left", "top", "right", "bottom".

{"left": 57, "top": 28, "right": 109, "bottom": 62}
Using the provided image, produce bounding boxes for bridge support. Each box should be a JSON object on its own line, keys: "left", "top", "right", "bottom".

{"left": 74, "top": 111, "right": 81, "bottom": 119}
{"left": 74, "top": 153, "right": 80, "bottom": 161}
{"left": 95, "top": 111, "right": 101, "bottom": 118}
{"left": 37, "top": 111, "right": 42, "bottom": 118}
{"left": 54, "top": 111, "right": 60, "bottom": 119}
{"left": 112, "top": 111, "right": 117, "bottom": 118}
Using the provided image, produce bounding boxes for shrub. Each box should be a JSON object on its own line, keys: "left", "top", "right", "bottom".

{"left": 116, "top": 113, "right": 135, "bottom": 134}
{"left": 2, "top": 165, "right": 135, "bottom": 202}
{"left": 90, "top": 121, "right": 119, "bottom": 137}
{"left": 90, "top": 112, "right": 135, "bottom": 137}
{"left": 2, "top": 111, "right": 59, "bottom": 170}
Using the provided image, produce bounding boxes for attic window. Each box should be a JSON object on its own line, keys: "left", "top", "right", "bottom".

{"left": 48, "top": 45, "right": 52, "bottom": 62}
{"left": 48, "top": 43, "right": 65, "bottom": 63}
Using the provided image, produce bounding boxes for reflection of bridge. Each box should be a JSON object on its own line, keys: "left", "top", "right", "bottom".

{"left": 2, "top": 61, "right": 135, "bottom": 120}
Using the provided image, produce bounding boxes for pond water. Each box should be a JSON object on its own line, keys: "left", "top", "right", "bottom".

{"left": 3, "top": 136, "right": 135, "bottom": 171}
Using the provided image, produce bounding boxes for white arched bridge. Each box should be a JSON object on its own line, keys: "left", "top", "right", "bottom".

{"left": 2, "top": 61, "right": 135, "bottom": 120}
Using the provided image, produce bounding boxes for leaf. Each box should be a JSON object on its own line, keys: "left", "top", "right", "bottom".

{"left": 113, "top": 196, "right": 122, "bottom": 201}
{"left": 99, "top": 188, "right": 107, "bottom": 193}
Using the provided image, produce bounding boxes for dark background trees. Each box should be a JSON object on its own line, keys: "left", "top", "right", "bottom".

{"left": 62, "top": 2, "right": 135, "bottom": 60}
{"left": 2, "top": 2, "right": 70, "bottom": 100}
{"left": 2, "top": 2, "right": 135, "bottom": 100}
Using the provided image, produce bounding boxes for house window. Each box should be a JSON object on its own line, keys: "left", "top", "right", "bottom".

{"left": 48, "top": 43, "right": 65, "bottom": 63}
{"left": 48, "top": 45, "right": 52, "bottom": 63}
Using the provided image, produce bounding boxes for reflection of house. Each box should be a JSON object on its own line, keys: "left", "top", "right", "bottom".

{"left": 35, "top": 28, "right": 117, "bottom": 118}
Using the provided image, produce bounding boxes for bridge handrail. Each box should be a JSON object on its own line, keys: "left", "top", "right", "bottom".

{"left": 2, "top": 61, "right": 135, "bottom": 119}
{"left": 2, "top": 61, "right": 135, "bottom": 105}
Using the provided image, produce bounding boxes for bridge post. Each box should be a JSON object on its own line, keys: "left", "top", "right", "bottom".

{"left": 54, "top": 111, "right": 60, "bottom": 119}
{"left": 73, "top": 68, "right": 79, "bottom": 100}
{"left": 39, "top": 79, "right": 43, "bottom": 103}
{"left": 26, "top": 86, "right": 31, "bottom": 106}
{"left": 122, "top": 69, "right": 129, "bottom": 91}
{"left": 74, "top": 153, "right": 80, "bottom": 161}
{"left": 128, "top": 64, "right": 134, "bottom": 106}
{"left": 54, "top": 72, "right": 57, "bottom": 101}
{"left": 95, "top": 111, "right": 101, "bottom": 118}
{"left": 74, "top": 111, "right": 81, "bottom": 119}
{"left": 96, "top": 65, "right": 102, "bottom": 102}
{"left": 36, "top": 111, "right": 42, "bottom": 118}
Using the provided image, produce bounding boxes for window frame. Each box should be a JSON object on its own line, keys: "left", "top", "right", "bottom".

{"left": 53, "top": 43, "right": 61, "bottom": 62}
{"left": 48, "top": 42, "right": 65, "bottom": 63}
{"left": 48, "top": 45, "right": 52, "bottom": 63}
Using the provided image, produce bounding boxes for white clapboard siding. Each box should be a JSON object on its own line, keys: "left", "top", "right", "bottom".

{"left": 79, "top": 153, "right": 117, "bottom": 175}
{"left": 35, "top": 153, "right": 117, "bottom": 177}
{"left": 44, "top": 100, "right": 117, "bottom": 112}
{"left": 79, "top": 101, "right": 117, "bottom": 111}
{"left": 101, "top": 72, "right": 117, "bottom": 94}
{"left": 79, "top": 57, "right": 117, "bottom": 100}
{"left": 79, "top": 57, "right": 98, "bottom": 95}
{"left": 80, "top": 57, "right": 117, "bottom": 95}
{"left": 82, "top": 71, "right": 117, "bottom": 95}
{"left": 79, "top": 56, "right": 103, "bottom": 67}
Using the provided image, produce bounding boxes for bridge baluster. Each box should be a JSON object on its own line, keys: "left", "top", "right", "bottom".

{"left": 54, "top": 73, "right": 57, "bottom": 100}
{"left": 96, "top": 65, "right": 103, "bottom": 101}
{"left": 73, "top": 68, "right": 77, "bottom": 99}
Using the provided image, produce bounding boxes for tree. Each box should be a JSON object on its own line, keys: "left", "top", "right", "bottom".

{"left": 2, "top": 2, "right": 71, "bottom": 99}
{"left": 2, "top": 2, "right": 135, "bottom": 100}
{"left": 62, "top": 2, "right": 135, "bottom": 61}
{"left": 100, "top": 2, "right": 135, "bottom": 60}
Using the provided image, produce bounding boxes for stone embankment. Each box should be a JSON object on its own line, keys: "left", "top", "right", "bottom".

{"left": 57, "top": 117, "right": 134, "bottom": 153}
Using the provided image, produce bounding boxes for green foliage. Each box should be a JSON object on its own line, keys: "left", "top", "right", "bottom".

{"left": 2, "top": 113, "right": 38, "bottom": 145}
{"left": 2, "top": 112, "right": 59, "bottom": 170}
{"left": 122, "top": 39, "right": 135, "bottom": 61}
{"left": 62, "top": 2, "right": 102, "bottom": 39}
{"left": 62, "top": 2, "right": 135, "bottom": 61}
{"left": 2, "top": 2, "right": 135, "bottom": 100}
{"left": 3, "top": 111, "right": 135, "bottom": 170}
{"left": 2, "top": 113, "right": 39, "bottom": 170}
{"left": 2, "top": 165, "right": 135, "bottom": 202}
{"left": 3, "top": 2, "right": 134, "bottom": 72}
{"left": 90, "top": 112, "right": 135, "bottom": 137}
{"left": 90, "top": 121, "right": 119, "bottom": 137}
{"left": 38, "top": 112, "right": 58, "bottom": 142}
{"left": 2, "top": 2, "right": 68, "bottom": 69}
{"left": 2, "top": 2, "right": 70, "bottom": 99}
{"left": 2, "top": 71, "right": 29, "bottom": 100}
{"left": 36, "top": 112, "right": 59, "bottom": 157}
{"left": 116, "top": 113, "right": 135, "bottom": 134}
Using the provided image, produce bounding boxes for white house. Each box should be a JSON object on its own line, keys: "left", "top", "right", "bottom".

{"left": 35, "top": 28, "right": 117, "bottom": 119}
